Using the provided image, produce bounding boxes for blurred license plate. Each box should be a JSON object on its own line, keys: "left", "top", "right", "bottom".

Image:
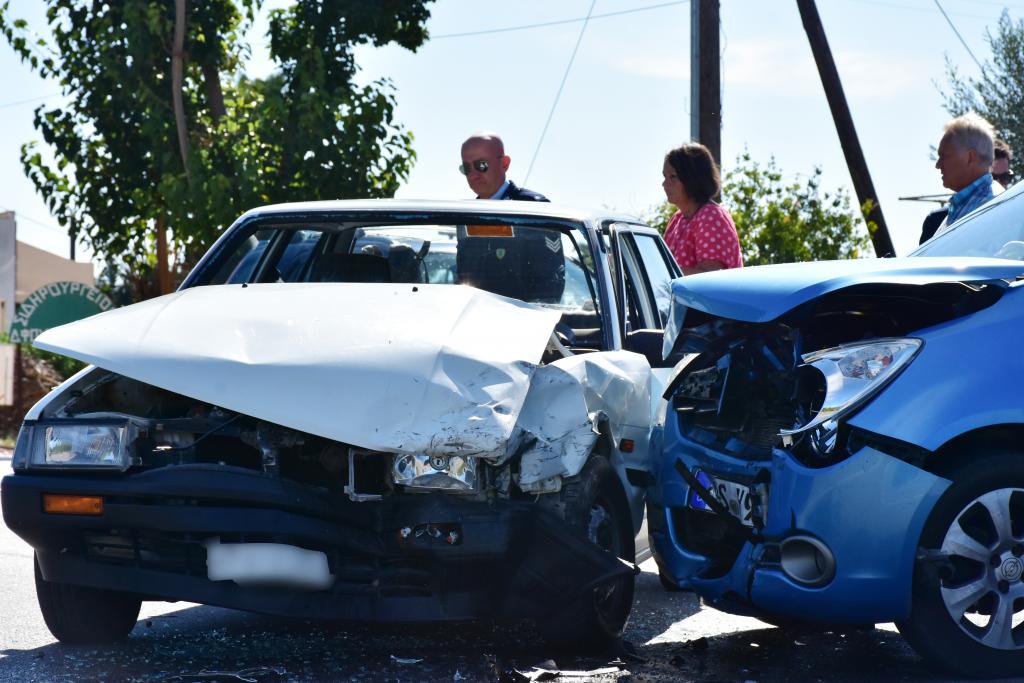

{"left": 205, "top": 539, "right": 335, "bottom": 591}
{"left": 687, "top": 469, "right": 755, "bottom": 527}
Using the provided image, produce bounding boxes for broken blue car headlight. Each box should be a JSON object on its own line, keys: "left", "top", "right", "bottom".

{"left": 781, "top": 338, "right": 922, "bottom": 443}
{"left": 392, "top": 453, "right": 480, "bottom": 492}
{"left": 18, "top": 420, "right": 135, "bottom": 471}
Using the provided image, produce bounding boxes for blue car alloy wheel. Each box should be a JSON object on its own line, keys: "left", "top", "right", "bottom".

{"left": 896, "top": 451, "right": 1024, "bottom": 679}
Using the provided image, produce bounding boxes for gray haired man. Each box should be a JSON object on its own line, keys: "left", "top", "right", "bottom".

{"left": 921, "top": 113, "right": 996, "bottom": 243}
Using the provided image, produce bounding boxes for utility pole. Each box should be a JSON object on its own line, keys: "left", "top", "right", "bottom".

{"left": 156, "top": 215, "right": 171, "bottom": 295}
{"left": 797, "top": 0, "right": 895, "bottom": 257}
{"left": 691, "top": 0, "right": 721, "bottom": 165}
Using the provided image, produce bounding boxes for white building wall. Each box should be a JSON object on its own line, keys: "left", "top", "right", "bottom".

{"left": 0, "top": 212, "right": 95, "bottom": 334}
{"left": 0, "top": 212, "right": 16, "bottom": 333}
{"left": 15, "top": 240, "right": 94, "bottom": 303}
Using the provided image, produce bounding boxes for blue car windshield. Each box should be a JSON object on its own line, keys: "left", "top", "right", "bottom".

{"left": 912, "top": 181, "right": 1024, "bottom": 259}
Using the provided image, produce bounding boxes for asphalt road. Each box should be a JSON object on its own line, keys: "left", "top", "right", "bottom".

{"left": 0, "top": 452, "right": 1000, "bottom": 683}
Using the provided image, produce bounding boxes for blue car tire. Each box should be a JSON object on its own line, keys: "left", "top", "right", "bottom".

{"left": 896, "top": 451, "right": 1024, "bottom": 678}
{"left": 658, "top": 570, "right": 687, "bottom": 592}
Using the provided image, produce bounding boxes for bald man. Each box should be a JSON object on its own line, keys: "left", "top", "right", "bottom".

{"left": 459, "top": 132, "right": 549, "bottom": 201}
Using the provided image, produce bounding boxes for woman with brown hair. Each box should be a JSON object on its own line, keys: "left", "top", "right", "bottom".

{"left": 661, "top": 142, "right": 743, "bottom": 274}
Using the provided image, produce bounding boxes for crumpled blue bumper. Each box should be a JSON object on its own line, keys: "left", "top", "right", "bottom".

{"left": 650, "top": 434, "right": 951, "bottom": 624}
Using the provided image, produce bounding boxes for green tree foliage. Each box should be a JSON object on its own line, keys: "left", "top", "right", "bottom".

{"left": 21, "top": 343, "right": 85, "bottom": 381}
{"left": 0, "top": 331, "right": 84, "bottom": 380}
{"left": 943, "top": 10, "right": 1024, "bottom": 152}
{"left": 646, "top": 153, "right": 872, "bottom": 266}
{"left": 0, "top": 0, "right": 433, "bottom": 297}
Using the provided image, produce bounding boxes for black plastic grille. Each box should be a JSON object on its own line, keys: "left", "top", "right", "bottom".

{"left": 83, "top": 529, "right": 208, "bottom": 575}
{"left": 79, "top": 529, "right": 437, "bottom": 596}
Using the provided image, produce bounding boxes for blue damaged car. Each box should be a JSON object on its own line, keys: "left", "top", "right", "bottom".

{"left": 650, "top": 182, "right": 1024, "bottom": 678}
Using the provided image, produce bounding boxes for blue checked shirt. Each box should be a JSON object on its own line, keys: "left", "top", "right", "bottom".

{"left": 946, "top": 172, "right": 994, "bottom": 225}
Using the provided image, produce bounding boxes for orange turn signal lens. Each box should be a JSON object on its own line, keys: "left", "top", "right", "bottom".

{"left": 466, "top": 224, "right": 515, "bottom": 237}
{"left": 42, "top": 494, "right": 104, "bottom": 516}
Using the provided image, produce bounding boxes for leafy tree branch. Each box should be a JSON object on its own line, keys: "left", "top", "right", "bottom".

{"left": 0, "top": 0, "right": 434, "bottom": 300}
{"left": 942, "top": 10, "right": 1024, "bottom": 153}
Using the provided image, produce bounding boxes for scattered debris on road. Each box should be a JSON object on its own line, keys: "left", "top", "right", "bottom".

{"left": 164, "top": 665, "right": 286, "bottom": 683}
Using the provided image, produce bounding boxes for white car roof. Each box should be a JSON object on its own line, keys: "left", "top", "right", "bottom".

{"left": 238, "top": 198, "right": 648, "bottom": 227}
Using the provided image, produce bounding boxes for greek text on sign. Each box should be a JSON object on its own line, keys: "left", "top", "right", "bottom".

{"left": 9, "top": 281, "right": 114, "bottom": 344}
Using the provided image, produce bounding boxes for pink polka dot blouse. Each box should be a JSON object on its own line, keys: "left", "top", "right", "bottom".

{"left": 663, "top": 202, "right": 743, "bottom": 271}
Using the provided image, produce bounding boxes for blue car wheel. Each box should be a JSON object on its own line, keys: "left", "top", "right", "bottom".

{"left": 896, "top": 451, "right": 1024, "bottom": 678}
{"left": 658, "top": 570, "right": 686, "bottom": 592}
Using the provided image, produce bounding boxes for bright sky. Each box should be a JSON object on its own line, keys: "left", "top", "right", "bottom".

{"left": 1, "top": 0, "right": 1021, "bottom": 264}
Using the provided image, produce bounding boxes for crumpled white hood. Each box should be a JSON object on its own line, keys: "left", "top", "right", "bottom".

{"left": 35, "top": 283, "right": 561, "bottom": 458}
{"left": 37, "top": 282, "right": 656, "bottom": 492}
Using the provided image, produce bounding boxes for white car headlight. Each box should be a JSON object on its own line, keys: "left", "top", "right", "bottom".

{"left": 24, "top": 421, "right": 134, "bottom": 470}
{"left": 781, "top": 338, "right": 921, "bottom": 437}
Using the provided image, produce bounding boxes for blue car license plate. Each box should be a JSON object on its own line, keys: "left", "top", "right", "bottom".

{"left": 687, "top": 469, "right": 756, "bottom": 527}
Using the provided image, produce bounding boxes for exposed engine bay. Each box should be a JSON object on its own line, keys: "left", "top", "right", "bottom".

{"left": 665, "top": 281, "right": 1006, "bottom": 466}
{"left": 37, "top": 368, "right": 570, "bottom": 502}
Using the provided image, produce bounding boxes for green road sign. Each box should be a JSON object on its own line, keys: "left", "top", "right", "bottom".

{"left": 9, "top": 281, "right": 113, "bottom": 344}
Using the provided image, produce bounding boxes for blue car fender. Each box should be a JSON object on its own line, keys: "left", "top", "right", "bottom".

{"left": 848, "top": 284, "right": 1024, "bottom": 451}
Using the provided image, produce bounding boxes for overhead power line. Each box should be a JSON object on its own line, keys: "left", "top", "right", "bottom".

{"left": 0, "top": 206, "right": 64, "bottom": 234}
{"left": 524, "top": 0, "right": 598, "bottom": 186}
{"left": 844, "top": 0, "right": 1001, "bottom": 21}
{"left": 933, "top": 0, "right": 985, "bottom": 71}
{"left": 432, "top": 0, "right": 1006, "bottom": 40}
{"left": 941, "top": 0, "right": 1024, "bottom": 9}
{"left": 0, "top": 92, "right": 60, "bottom": 110}
{"left": 17, "top": 214, "right": 64, "bottom": 234}
{"left": 431, "top": 0, "right": 689, "bottom": 40}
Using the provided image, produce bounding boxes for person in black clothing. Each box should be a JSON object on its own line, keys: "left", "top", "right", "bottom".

{"left": 992, "top": 138, "right": 1014, "bottom": 189}
{"left": 919, "top": 207, "right": 948, "bottom": 245}
{"left": 459, "top": 132, "right": 548, "bottom": 201}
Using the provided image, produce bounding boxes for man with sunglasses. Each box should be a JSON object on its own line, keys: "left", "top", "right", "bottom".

{"left": 459, "top": 132, "right": 548, "bottom": 202}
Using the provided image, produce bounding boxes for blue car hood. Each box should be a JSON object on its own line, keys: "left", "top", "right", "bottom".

{"left": 663, "top": 257, "right": 1024, "bottom": 356}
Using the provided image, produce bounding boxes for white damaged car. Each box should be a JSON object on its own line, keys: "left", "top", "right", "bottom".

{"left": 2, "top": 200, "right": 682, "bottom": 647}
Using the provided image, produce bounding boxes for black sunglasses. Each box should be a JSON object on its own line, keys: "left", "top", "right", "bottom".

{"left": 994, "top": 170, "right": 1015, "bottom": 185}
{"left": 458, "top": 159, "right": 490, "bottom": 175}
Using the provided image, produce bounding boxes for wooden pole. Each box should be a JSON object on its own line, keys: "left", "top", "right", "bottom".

{"left": 156, "top": 215, "right": 171, "bottom": 295}
{"left": 691, "top": 0, "right": 721, "bottom": 166}
{"left": 796, "top": 0, "right": 895, "bottom": 257}
{"left": 172, "top": 0, "right": 192, "bottom": 186}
